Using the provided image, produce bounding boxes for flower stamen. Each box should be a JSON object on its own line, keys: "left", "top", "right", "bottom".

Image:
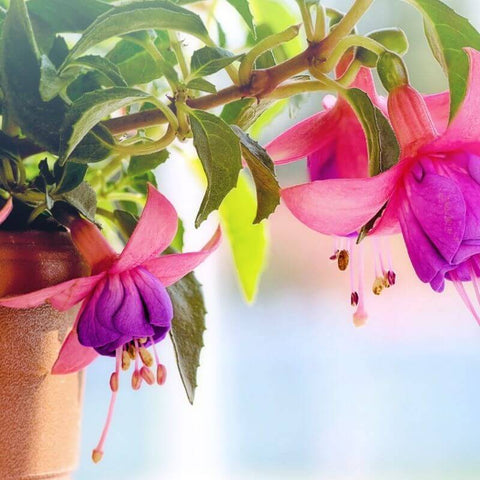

{"left": 92, "top": 347, "right": 122, "bottom": 463}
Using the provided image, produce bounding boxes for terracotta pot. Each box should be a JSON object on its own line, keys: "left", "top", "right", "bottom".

{"left": 0, "top": 231, "right": 89, "bottom": 480}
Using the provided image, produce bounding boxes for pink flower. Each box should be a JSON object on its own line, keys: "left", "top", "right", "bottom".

{"left": 280, "top": 48, "right": 480, "bottom": 323}
{"left": 0, "top": 185, "right": 220, "bottom": 461}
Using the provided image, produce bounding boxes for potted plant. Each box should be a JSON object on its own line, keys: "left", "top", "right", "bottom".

{"left": 0, "top": 0, "right": 479, "bottom": 477}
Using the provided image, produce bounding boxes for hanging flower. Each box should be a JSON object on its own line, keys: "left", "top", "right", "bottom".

{"left": 279, "top": 48, "right": 480, "bottom": 323}
{"left": 0, "top": 185, "right": 221, "bottom": 462}
{"left": 266, "top": 58, "right": 450, "bottom": 324}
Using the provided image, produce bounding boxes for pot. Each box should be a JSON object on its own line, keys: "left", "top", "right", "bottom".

{"left": 0, "top": 230, "right": 89, "bottom": 479}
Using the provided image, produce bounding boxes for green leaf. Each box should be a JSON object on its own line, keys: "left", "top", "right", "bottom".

{"left": 230, "top": 126, "right": 280, "bottom": 223}
{"left": 107, "top": 34, "right": 176, "bottom": 85}
{"left": 186, "top": 77, "right": 217, "bottom": 94}
{"left": 27, "top": 0, "right": 110, "bottom": 34}
{"left": 60, "top": 87, "right": 149, "bottom": 162}
{"left": 167, "top": 271, "right": 206, "bottom": 404}
{"left": 219, "top": 172, "right": 267, "bottom": 302}
{"left": 59, "top": 181, "right": 97, "bottom": 222}
{"left": 190, "top": 46, "right": 242, "bottom": 77}
{"left": 343, "top": 87, "right": 399, "bottom": 175}
{"left": 221, "top": 98, "right": 275, "bottom": 129}
{"left": 53, "top": 161, "right": 88, "bottom": 194}
{"left": 113, "top": 209, "right": 138, "bottom": 239}
{"left": 170, "top": 219, "right": 184, "bottom": 252}
{"left": 0, "top": 0, "right": 66, "bottom": 152}
{"left": 406, "top": 0, "right": 480, "bottom": 120}
{"left": 226, "top": 0, "right": 255, "bottom": 35}
{"left": 70, "top": 123, "right": 116, "bottom": 163}
{"left": 62, "top": 0, "right": 209, "bottom": 68}
{"left": 189, "top": 110, "right": 242, "bottom": 227}
{"left": 127, "top": 149, "right": 169, "bottom": 176}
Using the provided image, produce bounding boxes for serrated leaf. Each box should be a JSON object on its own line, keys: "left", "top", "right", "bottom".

{"left": 231, "top": 126, "right": 280, "bottom": 223}
{"left": 168, "top": 271, "right": 206, "bottom": 404}
{"left": 343, "top": 87, "right": 399, "bottom": 175}
{"left": 60, "top": 87, "right": 149, "bottom": 162}
{"left": 186, "top": 77, "right": 217, "bottom": 94}
{"left": 60, "top": 181, "right": 97, "bottom": 222}
{"left": 190, "top": 46, "right": 242, "bottom": 77}
{"left": 406, "top": 0, "right": 480, "bottom": 120}
{"left": 189, "top": 110, "right": 242, "bottom": 227}
{"left": 219, "top": 172, "right": 267, "bottom": 302}
{"left": 0, "top": 0, "right": 66, "bottom": 152}
{"left": 226, "top": 0, "right": 255, "bottom": 35}
{"left": 127, "top": 149, "right": 169, "bottom": 176}
{"left": 61, "top": 0, "right": 209, "bottom": 69}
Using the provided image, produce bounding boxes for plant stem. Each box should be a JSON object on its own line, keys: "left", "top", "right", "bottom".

{"left": 320, "top": 34, "right": 384, "bottom": 72}
{"left": 295, "top": 0, "right": 315, "bottom": 41}
{"left": 320, "top": 0, "right": 374, "bottom": 55}
{"left": 168, "top": 31, "right": 189, "bottom": 80}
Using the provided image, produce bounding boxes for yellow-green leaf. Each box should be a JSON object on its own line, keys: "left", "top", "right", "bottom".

{"left": 219, "top": 172, "right": 267, "bottom": 303}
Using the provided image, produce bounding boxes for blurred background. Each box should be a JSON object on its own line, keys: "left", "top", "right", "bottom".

{"left": 76, "top": 1, "right": 480, "bottom": 478}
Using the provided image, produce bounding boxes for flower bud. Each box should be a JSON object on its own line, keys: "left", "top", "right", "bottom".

{"left": 377, "top": 51, "right": 409, "bottom": 92}
{"left": 356, "top": 28, "right": 408, "bottom": 67}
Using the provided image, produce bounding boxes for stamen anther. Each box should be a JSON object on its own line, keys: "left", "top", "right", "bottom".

{"left": 140, "top": 366, "right": 155, "bottom": 385}
{"left": 157, "top": 364, "right": 167, "bottom": 385}
{"left": 121, "top": 350, "right": 131, "bottom": 371}
{"left": 351, "top": 291, "right": 359, "bottom": 306}
{"left": 92, "top": 449, "right": 103, "bottom": 464}
{"left": 372, "top": 277, "right": 385, "bottom": 295}
{"left": 109, "top": 372, "right": 119, "bottom": 393}
{"left": 131, "top": 370, "right": 142, "bottom": 390}
{"left": 337, "top": 249, "right": 349, "bottom": 271}
{"left": 139, "top": 347, "right": 153, "bottom": 367}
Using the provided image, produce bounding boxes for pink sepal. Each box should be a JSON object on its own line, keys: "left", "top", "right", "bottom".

{"left": 144, "top": 227, "right": 222, "bottom": 286}
{"left": 112, "top": 184, "right": 178, "bottom": 273}
{"left": 0, "top": 274, "right": 103, "bottom": 311}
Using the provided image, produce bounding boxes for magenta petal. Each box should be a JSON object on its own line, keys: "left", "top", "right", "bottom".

{"left": 112, "top": 184, "right": 178, "bottom": 273}
{"left": 404, "top": 169, "right": 466, "bottom": 262}
{"left": 281, "top": 165, "right": 402, "bottom": 236}
{"left": 143, "top": 227, "right": 221, "bottom": 286}
{"left": 431, "top": 49, "right": 480, "bottom": 152}
{"left": 0, "top": 274, "right": 102, "bottom": 311}
{"left": 52, "top": 313, "right": 98, "bottom": 374}
{"left": 424, "top": 92, "right": 450, "bottom": 134}
{"left": 265, "top": 110, "right": 336, "bottom": 165}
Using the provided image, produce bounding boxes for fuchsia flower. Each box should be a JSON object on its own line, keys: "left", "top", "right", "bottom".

{"left": 278, "top": 48, "right": 480, "bottom": 323}
{"left": 0, "top": 185, "right": 220, "bottom": 462}
{"left": 266, "top": 62, "right": 449, "bottom": 324}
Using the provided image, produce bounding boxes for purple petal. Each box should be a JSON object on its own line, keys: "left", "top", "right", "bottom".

{"left": 398, "top": 192, "right": 451, "bottom": 286}
{"left": 132, "top": 267, "right": 173, "bottom": 328}
{"left": 112, "top": 270, "right": 155, "bottom": 338}
{"left": 404, "top": 166, "right": 466, "bottom": 263}
{"left": 77, "top": 278, "right": 121, "bottom": 348}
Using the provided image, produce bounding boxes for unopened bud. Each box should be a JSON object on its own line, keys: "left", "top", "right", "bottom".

{"left": 377, "top": 51, "right": 409, "bottom": 92}
{"left": 337, "top": 250, "right": 349, "bottom": 271}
